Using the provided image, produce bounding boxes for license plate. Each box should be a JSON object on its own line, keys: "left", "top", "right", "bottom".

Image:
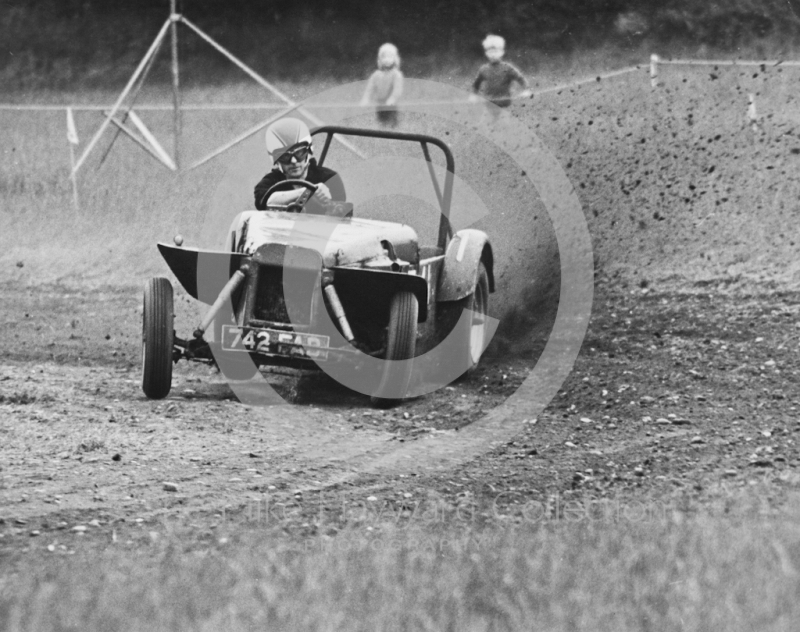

{"left": 221, "top": 325, "right": 329, "bottom": 360}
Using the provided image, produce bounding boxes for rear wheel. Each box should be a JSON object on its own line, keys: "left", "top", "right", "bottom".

{"left": 142, "top": 277, "right": 174, "bottom": 399}
{"left": 371, "top": 291, "right": 418, "bottom": 408}
{"left": 456, "top": 261, "right": 490, "bottom": 378}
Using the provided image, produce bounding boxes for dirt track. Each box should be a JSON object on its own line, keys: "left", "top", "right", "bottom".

{"left": 2, "top": 280, "right": 799, "bottom": 547}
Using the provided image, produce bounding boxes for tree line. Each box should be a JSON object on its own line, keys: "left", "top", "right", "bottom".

{"left": 4, "top": 0, "right": 800, "bottom": 89}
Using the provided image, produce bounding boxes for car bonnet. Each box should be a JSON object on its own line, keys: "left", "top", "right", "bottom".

{"left": 237, "top": 211, "right": 418, "bottom": 267}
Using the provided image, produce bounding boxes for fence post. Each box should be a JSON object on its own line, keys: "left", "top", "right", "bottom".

{"left": 650, "top": 54, "right": 659, "bottom": 88}
{"left": 66, "top": 107, "right": 80, "bottom": 213}
{"left": 748, "top": 93, "right": 758, "bottom": 131}
{"left": 170, "top": 0, "right": 181, "bottom": 170}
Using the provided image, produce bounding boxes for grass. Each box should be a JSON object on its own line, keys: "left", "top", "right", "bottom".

{"left": 2, "top": 509, "right": 800, "bottom": 631}
{"left": 0, "top": 104, "right": 230, "bottom": 287}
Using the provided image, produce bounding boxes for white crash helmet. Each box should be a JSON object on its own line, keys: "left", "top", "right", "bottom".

{"left": 265, "top": 118, "right": 312, "bottom": 162}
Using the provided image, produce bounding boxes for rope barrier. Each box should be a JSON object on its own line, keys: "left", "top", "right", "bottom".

{"left": 4, "top": 53, "right": 794, "bottom": 178}
{"left": 2, "top": 56, "right": 797, "bottom": 114}
{"left": 657, "top": 58, "right": 800, "bottom": 67}
{"left": 0, "top": 66, "right": 644, "bottom": 112}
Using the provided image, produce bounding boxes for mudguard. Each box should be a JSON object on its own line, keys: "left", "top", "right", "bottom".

{"left": 158, "top": 243, "right": 249, "bottom": 305}
{"left": 436, "top": 229, "right": 494, "bottom": 301}
{"left": 333, "top": 267, "right": 428, "bottom": 322}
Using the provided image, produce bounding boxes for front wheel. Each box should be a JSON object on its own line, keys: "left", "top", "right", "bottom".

{"left": 370, "top": 291, "right": 418, "bottom": 408}
{"left": 142, "top": 277, "right": 174, "bottom": 399}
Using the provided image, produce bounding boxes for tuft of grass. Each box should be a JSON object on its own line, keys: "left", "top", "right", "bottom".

{"left": 0, "top": 392, "right": 38, "bottom": 405}
{"left": 76, "top": 437, "right": 105, "bottom": 453}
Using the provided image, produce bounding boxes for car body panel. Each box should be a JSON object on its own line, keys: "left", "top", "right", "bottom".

{"left": 232, "top": 211, "right": 419, "bottom": 268}
{"left": 157, "top": 243, "right": 246, "bottom": 303}
{"left": 331, "top": 267, "right": 428, "bottom": 322}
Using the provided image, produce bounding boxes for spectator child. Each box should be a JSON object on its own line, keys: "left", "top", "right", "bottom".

{"left": 360, "top": 43, "right": 404, "bottom": 127}
{"left": 470, "top": 34, "right": 531, "bottom": 113}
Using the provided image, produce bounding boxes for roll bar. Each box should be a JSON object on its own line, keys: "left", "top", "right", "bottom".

{"left": 311, "top": 125, "right": 455, "bottom": 250}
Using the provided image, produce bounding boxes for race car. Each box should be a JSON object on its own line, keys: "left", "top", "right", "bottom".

{"left": 142, "top": 125, "right": 494, "bottom": 407}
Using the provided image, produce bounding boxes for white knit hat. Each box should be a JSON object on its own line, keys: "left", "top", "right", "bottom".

{"left": 482, "top": 34, "right": 505, "bottom": 51}
{"left": 378, "top": 42, "right": 400, "bottom": 68}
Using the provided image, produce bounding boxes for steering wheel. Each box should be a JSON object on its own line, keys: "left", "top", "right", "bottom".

{"left": 263, "top": 179, "right": 318, "bottom": 213}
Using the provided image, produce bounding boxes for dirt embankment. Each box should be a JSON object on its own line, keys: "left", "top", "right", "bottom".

{"left": 531, "top": 63, "right": 800, "bottom": 289}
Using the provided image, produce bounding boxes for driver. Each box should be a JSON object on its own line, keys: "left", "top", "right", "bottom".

{"left": 254, "top": 118, "right": 346, "bottom": 210}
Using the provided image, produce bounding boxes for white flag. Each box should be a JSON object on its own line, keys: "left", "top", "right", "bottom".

{"left": 747, "top": 94, "right": 758, "bottom": 122}
{"left": 66, "top": 107, "right": 79, "bottom": 145}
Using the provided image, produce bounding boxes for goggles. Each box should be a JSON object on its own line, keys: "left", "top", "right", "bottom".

{"left": 276, "top": 145, "right": 311, "bottom": 165}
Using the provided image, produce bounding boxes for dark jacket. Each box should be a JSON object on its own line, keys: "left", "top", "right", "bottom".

{"left": 472, "top": 60, "right": 528, "bottom": 108}
{"left": 253, "top": 159, "right": 346, "bottom": 210}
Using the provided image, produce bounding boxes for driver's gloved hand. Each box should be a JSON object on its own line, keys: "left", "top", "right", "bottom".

{"left": 266, "top": 189, "right": 305, "bottom": 206}
{"left": 312, "top": 183, "right": 332, "bottom": 205}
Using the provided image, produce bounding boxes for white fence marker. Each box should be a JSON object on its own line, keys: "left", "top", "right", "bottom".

{"left": 66, "top": 107, "right": 79, "bottom": 145}
{"left": 650, "top": 54, "right": 659, "bottom": 88}
{"left": 127, "top": 110, "right": 177, "bottom": 170}
{"left": 104, "top": 112, "right": 176, "bottom": 167}
{"left": 66, "top": 107, "right": 79, "bottom": 212}
{"left": 748, "top": 93, "right": 759, "bottom": 131}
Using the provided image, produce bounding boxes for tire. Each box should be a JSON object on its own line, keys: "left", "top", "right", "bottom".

{"left": 456, "top": 261, "right": 490, "bottom": 378}
{"left": 142, "top": 277, "right": 174, "bottom": 399}
{"left": 370, "top": 291, "right": 418, "bottom": 408}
